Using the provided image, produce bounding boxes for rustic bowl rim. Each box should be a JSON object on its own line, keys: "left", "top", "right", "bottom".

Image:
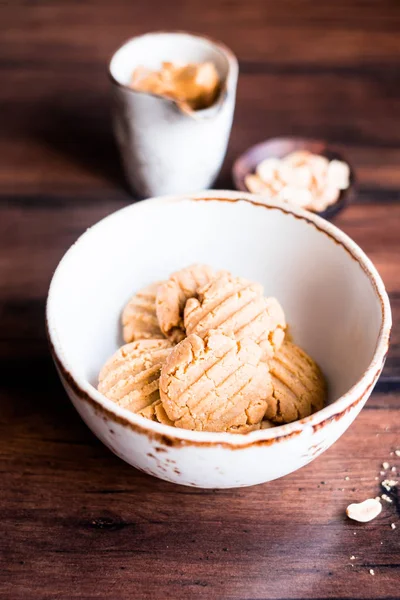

{"left": 46, "top": 190, "right": 391, "bottom": 448}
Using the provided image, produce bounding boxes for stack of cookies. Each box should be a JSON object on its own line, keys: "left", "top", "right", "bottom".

{"left": 98, "top": 265, "right": 326, "bottom": 433}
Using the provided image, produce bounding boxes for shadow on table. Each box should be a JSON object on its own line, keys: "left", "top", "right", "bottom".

{"left": 0, "top": 297, "right": 94, "bottom": 436}
{"left": 30, "top": 96, "right": 237, "bottom": 196}
{"left": 32, "top": 98, "right": 130, "bottom": 194}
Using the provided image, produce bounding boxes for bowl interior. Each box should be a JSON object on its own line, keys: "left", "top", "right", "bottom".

{"left": 110, "top": 32, "right": 231, "bottom": 88}
{"left": 232, "top": 137, "right": 355, "bottom": 219}
{"left": 48, "top": 196, "right": 382, "bottom": 411}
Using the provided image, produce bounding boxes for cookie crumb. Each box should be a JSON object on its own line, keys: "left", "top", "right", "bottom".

{"left": 395, "top": 450, "right": 400, "bottom": 457}
{"left": 381, "top": 494, "right": 393, "bottom": 503}
{"left": 391, "top": 523, "right": 396, "bottom": 530}
{"left": 369, "top": 569, "right": 375, "bottom": 576}
{"left": 345, "top": 476, "right": 350, "bottom": 481}
{"left": 380, "top": 471, "right": 386, "bottom": 476}
{"left": 382, "top": 462, "right": 390, "bottom": 470}
{"left": 350, "top": 555, "right": 356, "bottom": 560}
{"left": 391, "top": 467, "right": 397, "bottom": 472}
{"left": 382, "top": 479, "right": 398, "bottom": 492}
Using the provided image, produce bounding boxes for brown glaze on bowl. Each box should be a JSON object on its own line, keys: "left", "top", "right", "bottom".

{"left": 232, "top": 137, "right": 355, "bottom": 220}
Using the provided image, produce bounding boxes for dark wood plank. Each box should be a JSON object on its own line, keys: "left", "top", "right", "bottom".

{"left": 1, "top": 1, "right": 400, "bottom": 598}
{"left": 2, "top": 71, "right": 400, "bottom": 193}
{"left": 1, "top": 389, "right": 399, "bottom": 599}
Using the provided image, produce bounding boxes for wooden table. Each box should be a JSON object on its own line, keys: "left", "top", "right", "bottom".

{"left": 1, "top": 2, "right": 399, "bottom": 598}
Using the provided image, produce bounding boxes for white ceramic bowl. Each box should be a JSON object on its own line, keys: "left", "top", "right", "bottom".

{"left": 46, "top": 191, "right": 391, "bottom": 488}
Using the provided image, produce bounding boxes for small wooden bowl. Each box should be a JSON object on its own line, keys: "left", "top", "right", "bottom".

{"left": 232, "top": 137, "right": 355, "bottom": 219}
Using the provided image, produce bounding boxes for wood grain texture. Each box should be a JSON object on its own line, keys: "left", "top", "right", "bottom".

{"left": 0, "top": 1, "right": 399, "bottom": 598}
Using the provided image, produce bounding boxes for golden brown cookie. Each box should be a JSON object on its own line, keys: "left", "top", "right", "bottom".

{"left": 184, "top": 273, "right": 286, "bottom": 359}
{"left": 98, "top": 339, "right": 172, "bottom": 415}
{"left": 159, "top": 330, "right": 272, "bottom": 432}
{"left": 264, "top": 341, "right": 326, "bottom": 424}
{"left": 156, "top": 264, "right": 215, "bottom": 343}
{"left": 122, "top": 283, "right": 164, "bottom": 343}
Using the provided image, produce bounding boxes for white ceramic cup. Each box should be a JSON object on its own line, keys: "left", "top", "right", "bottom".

{"left": 109, "top": 32, "right": 239, "bottom": 197}
{"left": 46, "top": 191, "right": 391, "bottom": 489}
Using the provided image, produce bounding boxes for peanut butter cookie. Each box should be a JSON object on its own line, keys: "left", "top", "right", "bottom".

{"left": 98, "top": 339, "right": 172, "bottom": 415}
{"left": 156, "top": 264, "right": 215, "bottom": 343}
{"left": 264, "top": 341, "right": 326, "bottom": 423}
{"left": 184, "top": 273, "right": 286, "bottom": 359}
{"left": 159, "top": 330, "right": 271, "bottom": 432}
{"left": 122, "top": 282, "right": 164, "bottom": 342}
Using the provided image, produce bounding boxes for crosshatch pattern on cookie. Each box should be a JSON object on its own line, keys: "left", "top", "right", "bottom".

{"left": 159, "top": 330, "right": 272, "bottom": 432}
{"left": 122, "top": 282, "right": 165, "bottom": 342}
{"left": 265, "top": 341, "right": 326, "bottom": 423}
{"left": 184, "top": 273, "right": 286, "bottom": 359}
{"left": 98, "top": 339, "right": 172, "bottom": 414}
{"left": 156, "top": 264, "right": 215, "bottom": 342}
